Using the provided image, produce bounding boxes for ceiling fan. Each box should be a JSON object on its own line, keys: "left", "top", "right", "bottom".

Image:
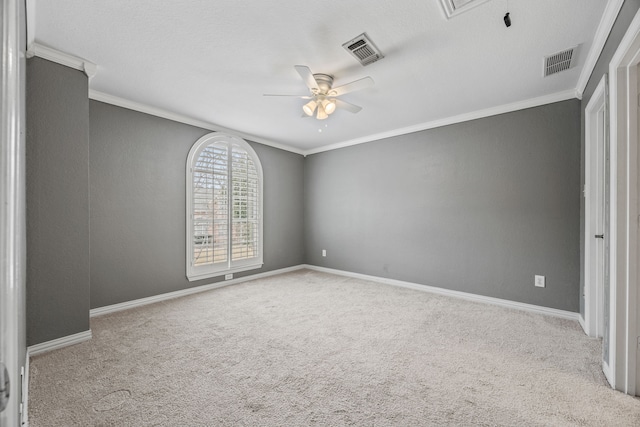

{"left": 264, "top": 65, "right": 374, "bottom": 120}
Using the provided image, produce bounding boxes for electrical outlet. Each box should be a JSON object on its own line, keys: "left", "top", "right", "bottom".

{"left": 225, "top": 273, "right": 233, "bottom": 280}
{"left": 535, "top": 275, "right": 545, "bottom": 288}
{"left": 322, "top": 249, "right": 327, "bottom": 257}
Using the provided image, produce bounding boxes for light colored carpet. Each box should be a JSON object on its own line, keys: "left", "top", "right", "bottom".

{"left": 29, "top": 270, "right": 640, "bottom": 426}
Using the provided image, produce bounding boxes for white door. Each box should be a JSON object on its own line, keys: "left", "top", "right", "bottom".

{"left": 584, "top": 75, "right": 612, "bottom": 385}
{"left": 595, "top": 95, "right": 607, "bottom": 340}
{"left": 585, "top": 78, "right": 607, "bottom": 336}
{"left": 601, "top": 79, "right": 612, "bottom": 385}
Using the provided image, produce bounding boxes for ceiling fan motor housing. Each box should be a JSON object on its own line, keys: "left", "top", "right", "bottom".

{"left": 312, "top": 74, "right": 334, "bottom": 95}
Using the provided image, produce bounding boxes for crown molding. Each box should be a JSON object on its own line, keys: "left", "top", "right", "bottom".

{"left": 23, "top": 41, "right": 302, "bottom": 155}
{"left": 575, "top": 0, "right": 624, "bottom": 98}
{"left": 26, "top": 42, "right": 97, "bottom": 78}
{"left": 302, "top": 89, "right": 578, "bottom": 156}
{"left": 91, "top": 87, "right": 576, "bottom": 157}
{"left": 26, "top": 44, "right": 581, "bottom": 158}
{"left": 89, "top": 90, "right": 305, "bottom": 155}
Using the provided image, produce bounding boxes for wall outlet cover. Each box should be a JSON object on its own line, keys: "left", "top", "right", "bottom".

{"left": 535, "top": 275, "right": 545, "bottom": 288}
{"left": 322, "top": 250, "right": 327, "bottom": 257}
{"left": 225, "top": 274, "right": 233, "bottom": 280}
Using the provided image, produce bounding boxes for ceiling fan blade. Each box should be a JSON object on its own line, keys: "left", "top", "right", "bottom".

{"left": 294, "top": 65, "right": 319, "bottom": 92}
{"left": 335, "top": 99, "right": 362, "bottom": 114}
{"left": 263, "top": 94, "right": 313, "bottom": 99}
{"left": 330, "top": 76, "right": 374, "bottom": 97}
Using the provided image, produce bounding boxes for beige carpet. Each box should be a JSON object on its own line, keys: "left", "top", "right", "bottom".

{"left": 29, "top": 270, "right": 640, "bottom": 426}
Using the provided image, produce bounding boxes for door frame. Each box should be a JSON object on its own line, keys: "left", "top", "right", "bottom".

{"left": 608, "top": 7, "right": 640, "bottom": 395}
{"left": 584, "top": 75, "right": 608, "bottom": 340}
{"left": 1, "top": 0, "right": 27, "bottom": 425}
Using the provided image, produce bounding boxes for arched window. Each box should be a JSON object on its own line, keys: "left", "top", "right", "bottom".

{"left": 186, "top": 133, "right": 263, "bottom": 281}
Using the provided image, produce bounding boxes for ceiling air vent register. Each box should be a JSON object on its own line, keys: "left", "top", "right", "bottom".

{"left": 342, "top": 33, "right": 384, "bottom": 66}
{"left": 439, "top": 0, "right": 491, "bottom": 19}
{"left": 544, "top": 46, "right": 577, "bottom": 77}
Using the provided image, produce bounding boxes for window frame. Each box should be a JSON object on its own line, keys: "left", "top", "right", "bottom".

{"left": 186, "top": 133, "right": 264, "bottom": 281}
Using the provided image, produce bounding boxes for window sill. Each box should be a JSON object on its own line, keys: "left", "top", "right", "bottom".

{"left": 186, "top": 263, "right": 263, "bottom": 282}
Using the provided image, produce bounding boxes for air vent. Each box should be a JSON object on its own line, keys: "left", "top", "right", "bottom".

{"left": 439, "top": 0, "right": 491, "bottom": 19}
{"left": 342, "top": 33, "right": 384, "bottom": 66}
{"left": 544, "top": 47, "right": 577, "bottom": 77}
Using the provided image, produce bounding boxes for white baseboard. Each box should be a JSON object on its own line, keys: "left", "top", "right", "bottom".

{"left": 23, "top": 330, "right": 93, "bottom": 425}
{"left": 27, "top": 330, "right": 93, "bottom": 357}
{"left": 34, "top": 264, "right": 578, "bottom": 359}
{"left": 578, "top": 313, "right": 587, "bottom": 334}
{"left": 90, "top": 265, "right": 306, "bottom": 317}
{"left": 303, "top": 265, "right": 580, "bottom": 321}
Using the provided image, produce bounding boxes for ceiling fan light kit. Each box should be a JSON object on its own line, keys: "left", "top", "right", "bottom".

{"left": 316, "top": 105, "right": 329, "bottom": 120}
{"left": 303, "top": 100, "right": 318, "bottom": 116}
{"left": 264, "top": 65, "right": 374, "bottom": 120}
{"left": 321, "top": 99, "right": 336, "bottom": 115}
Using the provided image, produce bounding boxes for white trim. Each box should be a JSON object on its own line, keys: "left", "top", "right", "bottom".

{"left": 576, "top": 0, "right": 625, "bottom": 98}
{"left": 26, "top": 38, "right": 616, "bottom": 161}
{"left": 26, "top": 0, "right": 35, "bottom": 47}
{"left": 91, "top": 87, "right": 578, "bottom": 157}
{"left": 584, "top": 75, "right": 608, "bottom": 339}
{"left": 90, "top": 262, "right": 579, "bottom": 322}
{"left": 27, "top": 330, "right": 92, "bottom": 357}
{"left": 26, "top": 42, "right": 97, "bottom": 78}
{"left": 89, "top": 90, "right": 304, "bottom": 155}
{"left": 24, "top": 44, "right": 303, "bottom": 155}
{"left": 186, "top": 263, "right": 263, "bottom": 282}
{"left": 303, "top": 89, "right": 577, "bottom": 155}
{"left": 1, "top": 0, "right": 26, "bottom": 425}
{"left": 185, "top": 133, "right": 264, "bottom": 281}
{"left": 579, "top": 313, "right": 587, "bottom": 333}
{"left": 22, "top": 38, "right": 607, "bottom": 159}
{"left": 22, "top": 352, "right": 29, "bottom": 427}
{"left": 90, "top": 265, "right": 305, "bottom": 317}
{"left": 608, "top": 7, "right": 640, "bottom": 395}
{"left": 304, "top": 265, "right": 580, "bottom": 321}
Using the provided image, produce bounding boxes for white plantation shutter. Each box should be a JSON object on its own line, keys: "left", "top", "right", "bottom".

{"left": 193, "top": 144, "right": 228, "bottom": 266}
{"left": 231, "top": 145, "right": 259, "bottom": 261}
{"left": 187, "top": 134, "right": 263, "bottom": 281}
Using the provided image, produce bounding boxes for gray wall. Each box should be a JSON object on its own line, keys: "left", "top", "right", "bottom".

{"left": 26, "top": 57, "right": 90, "bottom": 345}
{"left": 33, "top": 9, "right": 621, "bottom": 342}
{"left": 89, "top": 101, "right": 305, "bottom": 309}
{"left": 579, "top": 0, "right": 640, "bottom": 317}
{"left": 305, "top": 100, "right": 581, "bottom": 312}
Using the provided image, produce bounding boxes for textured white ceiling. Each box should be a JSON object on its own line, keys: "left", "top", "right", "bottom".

{"left": 32, "top": 0, "right": 607, "bottom": 152}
